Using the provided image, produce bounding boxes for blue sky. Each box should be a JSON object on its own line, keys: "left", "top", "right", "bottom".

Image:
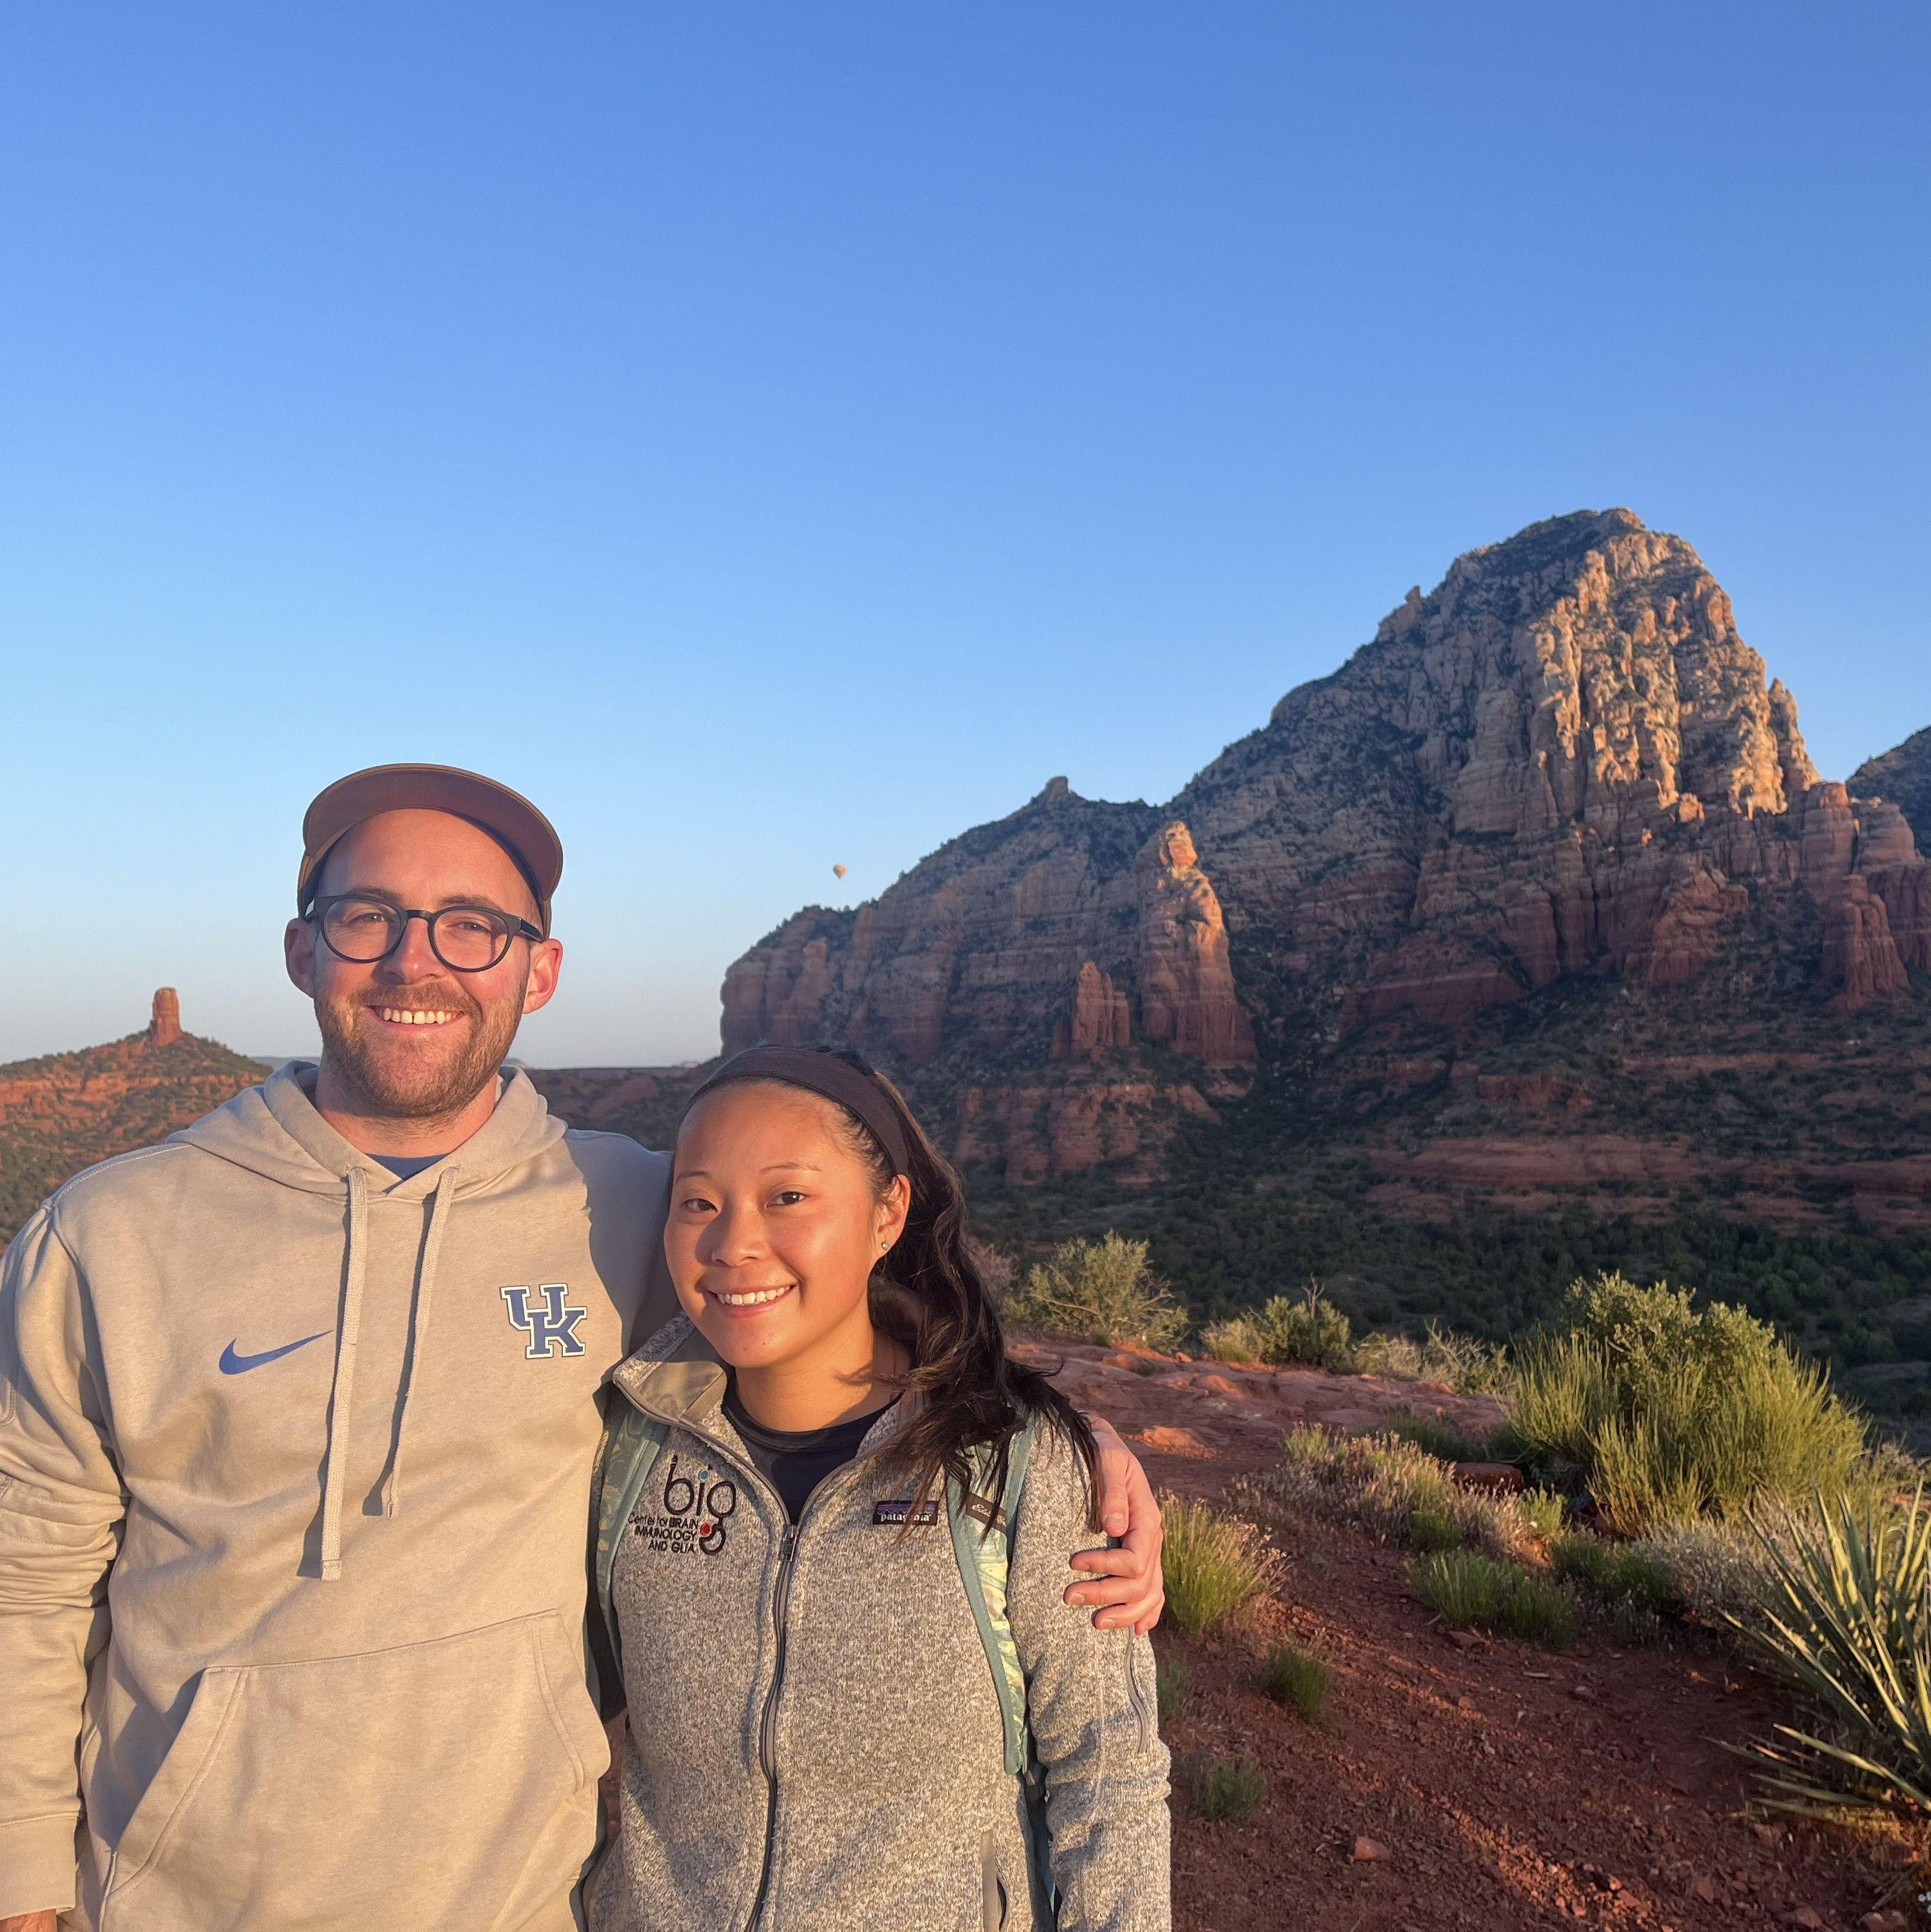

{"left": 3, "top": 3, "right": 1925, "bottom": 1067}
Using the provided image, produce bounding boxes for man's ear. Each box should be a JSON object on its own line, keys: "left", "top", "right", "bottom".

{"left": 285, "top": 917, "right": 318, "bottom": 997}
{"left": 521, "top": 938, "right": 564, "bottom": 1016}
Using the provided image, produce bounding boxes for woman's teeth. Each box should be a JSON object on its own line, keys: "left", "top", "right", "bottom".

{"left": 377, "top": 1009, "right": 458, "bottom": 1026}
{"left": 712, "top": 1286, "right": 793, "bottom": 1306}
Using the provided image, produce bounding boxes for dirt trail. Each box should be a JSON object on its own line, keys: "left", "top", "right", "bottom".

{"left": 1020, "top": 1340, "right": 1921, "bottom": 1932}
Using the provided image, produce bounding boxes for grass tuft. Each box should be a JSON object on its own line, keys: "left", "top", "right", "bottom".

{"left": 1405, "top": 1506, "right": 1464, "bottom": 1553}
{"left": 1409, "top": 1550, "right": 1509, "bottom": 1627}
{"left": 1160, "top": 1495, "right": 1284, "bottom": 1637}
{"left": 1182, "top": 1754, "right": 1268, "bottom": 1824}
{"left": 1262, "top": 1641, "right": 1331, "bottom": 1720}
{"left": 1551, "top": 1531, "right": 1674, "bottom": 1614}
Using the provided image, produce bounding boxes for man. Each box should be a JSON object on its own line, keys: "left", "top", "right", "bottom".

{"left": 0, "top": 764, "right": 1163, "bottom": 1931}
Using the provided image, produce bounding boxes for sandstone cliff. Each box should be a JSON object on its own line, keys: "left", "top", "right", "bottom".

{"left": 722, "top": 510, "right": 1931, "bottom": 1181}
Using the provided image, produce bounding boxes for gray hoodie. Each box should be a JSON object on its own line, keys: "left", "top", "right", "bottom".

{"left": 587, "top": 1316, "right": 1171, "bottom": 1932}
{"left": 0, "top": 1063, "right": 675, "bottom": 1930}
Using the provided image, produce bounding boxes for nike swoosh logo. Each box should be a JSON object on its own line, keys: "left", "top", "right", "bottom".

{"left": 219, "top": 1331, "right": 331, "bottom": 1375}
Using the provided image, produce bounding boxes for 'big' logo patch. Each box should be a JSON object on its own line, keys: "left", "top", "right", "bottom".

{"left": 630, "top": 1453, "right": 736, "bottom": 1555}
{"left": 500, "top": 1283, "right": 588, "bottom": 1358}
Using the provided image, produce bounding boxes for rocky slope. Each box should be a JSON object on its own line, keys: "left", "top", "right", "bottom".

{"left": 1853, "top": 724, "right": 1931, "bottom": 851}
{"left": 0, "top": 992, "right": 265, "bottom": 1243}
{"left": 724, "top": 509, "right": 1931, "bottom": 1183}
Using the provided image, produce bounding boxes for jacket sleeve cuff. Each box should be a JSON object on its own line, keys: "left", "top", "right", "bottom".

{"left": 0, "top": 1810, "right": 79, "bottom": 1917}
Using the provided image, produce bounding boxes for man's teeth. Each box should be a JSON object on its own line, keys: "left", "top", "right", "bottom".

{"left": 377, "top": 1009, "right": 458, "bottom": 1026}
{"left": 714, "top": 1286, "right": 792, "bottom": 1306}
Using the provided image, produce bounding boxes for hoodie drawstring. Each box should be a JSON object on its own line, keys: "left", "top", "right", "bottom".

{"left": 379, "top": 1165, "right": 460, "bottom": 1520}
{"left": 318, "top": 1167, "right": 371, "bottom": 1581}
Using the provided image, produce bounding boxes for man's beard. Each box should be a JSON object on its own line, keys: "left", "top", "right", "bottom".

{"left": 315, "top": 978, "right": 524, "bottom": 1123}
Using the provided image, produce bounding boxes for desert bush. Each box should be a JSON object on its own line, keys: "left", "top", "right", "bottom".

{"left": 1182, "top": 1754, "right": 1268, "bottom": 1824}
{"left": 1244, "top": 1427, "right": 1542, "bottom": 1563}
{"left": 1551, "top": 1532, "right": 1674, "bottom": 1615}
{"left": 1411, "top": 1550, "right": 1576, "bottom": 1645}
{"left": 1385, "top": 1409, "right": 1494, "bottom": 1464}
{"left": 1161, "top": 1495, "right": 1283, "bottom": 1636}
{"left": 1351, "top": 1321, "right": 1511, "bottom": 1395}
{"left": 1406, "top": 1506, "right": 1464, "bottom": 1553}
{"left": 1730, "top": 1486, "right": 1931, "bottom": 1816}
{"left": 1155, "top": 1648, "right": 1190, "bottom": 1722}
{"left": 1007, "top": 1233, "right": 1187, "bottom": 1350}
{"left": 1410, "top": 1550, "right": 1510, "bottom": 1627}
{"left": 1251, "top": 1283, "right": 1354, "bottom": 1368}
{"left": 1508, "top": 1273, "right": 1865, "bottom": 1533}
{"left": 1496, "top": 1568, "right": 1578, "bottom": 1646}
{"left": 1201, "top": 1316, "right": 1265, "bottom": 1365}
{"left": 1262, "top": 1641, "right": 1331, "bottom": 1720}
{"left": 1516, "top": 1489, "right": 1567, "bottom": 1541}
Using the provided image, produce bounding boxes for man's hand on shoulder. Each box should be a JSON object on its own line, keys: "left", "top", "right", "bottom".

{"left": 1064, "top": 1415, "right": 1164, "bottom": 1634}
{"left": 0, "top": 1911, "right": 61, "bottom": 1931}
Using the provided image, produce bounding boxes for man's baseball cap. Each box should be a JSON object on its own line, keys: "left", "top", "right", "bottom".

{"left": 297, "top": 764, "right": 564, "bottom": 935}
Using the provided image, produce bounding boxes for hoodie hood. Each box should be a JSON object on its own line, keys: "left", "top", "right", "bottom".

{"left": 173, "top": 1060, "right": 569, "bottom": 1201}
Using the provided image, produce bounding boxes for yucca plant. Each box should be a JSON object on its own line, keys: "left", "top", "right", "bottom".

{"left": 1730, "top": 1484, "right": 1931, "bottom": 1815}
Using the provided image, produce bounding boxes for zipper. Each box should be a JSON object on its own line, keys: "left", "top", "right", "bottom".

{"left": 746, "top": 1521, "right": 801, "bottom": 1930}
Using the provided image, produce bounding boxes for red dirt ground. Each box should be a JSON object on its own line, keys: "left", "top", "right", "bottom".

{"left": 1024, "top": 1341, "right": 1924, "bottom": 1932}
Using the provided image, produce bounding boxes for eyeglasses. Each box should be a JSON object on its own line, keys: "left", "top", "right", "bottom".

{"left": 308, "top": 894, "right": 544, "bottom": 973}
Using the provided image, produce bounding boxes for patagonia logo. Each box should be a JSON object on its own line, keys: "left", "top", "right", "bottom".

{"left": 873, "top": 1499, "right": 942, "bottom": 1527}
{"left": 630, "top": 1454, "right": 736, "bottom": 1555}
{"left": 500, "top": 1283, "right": 588, "bottom": 1359}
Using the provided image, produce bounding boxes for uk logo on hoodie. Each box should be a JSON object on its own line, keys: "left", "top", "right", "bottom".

{"left": 500, "top": 1283, "right": 589, "bottom": 1357}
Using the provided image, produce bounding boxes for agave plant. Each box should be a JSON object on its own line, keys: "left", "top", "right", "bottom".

{"left": 1729, "top": 1484, "right": 1931, "bottom": 1815}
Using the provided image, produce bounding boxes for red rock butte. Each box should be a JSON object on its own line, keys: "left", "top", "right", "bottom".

{"left": 719, "top": 509, "right": 1931, "bottom": 1181}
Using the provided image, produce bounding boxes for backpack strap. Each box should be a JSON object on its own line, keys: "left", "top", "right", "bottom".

{"left": 591, "top": 1399, "right": 670, "bottom": 1690}
{"left": 948, "top": 1415, "right": 1039, "bottom": 1779}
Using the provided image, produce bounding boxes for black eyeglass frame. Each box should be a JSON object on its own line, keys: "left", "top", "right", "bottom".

{"left": 306, "top": 893, "right": 546, "bottom": 973}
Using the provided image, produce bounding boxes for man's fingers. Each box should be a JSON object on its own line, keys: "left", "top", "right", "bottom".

{"left": 1090, "top": 1426, "right": 1133, "bottom": 1537}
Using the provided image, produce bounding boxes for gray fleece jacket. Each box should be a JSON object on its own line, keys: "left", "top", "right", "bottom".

{"left": 587, "top": 1316, "right": 1171, "bottom": 1932}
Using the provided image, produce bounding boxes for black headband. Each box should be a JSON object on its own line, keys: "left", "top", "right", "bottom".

{"left": 684, "top": 1045, "right": 913, "bottom": 1176}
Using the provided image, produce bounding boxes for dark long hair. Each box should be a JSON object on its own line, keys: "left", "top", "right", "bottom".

{"left": 683, "top": 1045, "right": 1099, "bottom": 1521}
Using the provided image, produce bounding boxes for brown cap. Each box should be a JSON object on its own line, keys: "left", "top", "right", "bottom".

{"left": 297, "top": 764, "right": 564, "bottom": 934}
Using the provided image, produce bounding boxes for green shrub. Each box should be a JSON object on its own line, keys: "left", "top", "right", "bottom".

{"left": 1251, "top": 1283, "right": 1353, "bottom": 1368}
{"left": 1551, "top": 1532, "right": 1673, "bottom": 1614}
{"left": 1201, "top": 1316, "right": 1265, "bottom": 1365}
{"left": 1406, "top": 1506, "right": 1464, "bottom": 1553}
{"left": 1409, "top": 1550, "right": 1510, "bottom": 1627}
{"left": 1410, "top": 1550, "right": 1576, "bottom": 1644}
{"left": 1155, "top": 1648, "right": 1190, "bottom": 1723}
{"left": 1496, "top": 1568, "right": 1577, "bottom": 1646}
{"left": 1183, "top": 1754, "right": 1268, "bottom": 1824}
{"left": 1008, "top": 1233, "right": 1187, "bottom": 1350}
{"left": 1262, "top": 1642, "right": 1331, "bottom": 1720}
{"left": 1386, "top": 1409, "right": 1493, "bottom": 1464}
{"left": 1353, "top": 1322, "right": 1512, "bottom": 1394}
{"left": 1517, "top": 1489, "right": 1567, "bottom": 1541}
{"left": 1730, "top": 1486, "right": 1931, "bottom": 1816}
{"left": 1246, "top": 1427, "right": 1544, "bottom": 1564}
{"left": 1161, "top": 1495, "right": 1283, "bottom": 1636}
{"left": 1508, "top": 1273, "right": 1866, "bottom": 1534}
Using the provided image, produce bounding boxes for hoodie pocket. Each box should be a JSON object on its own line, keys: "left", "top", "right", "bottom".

{"left": 102, "top": 1610, "right": 605, "bottom": 1932}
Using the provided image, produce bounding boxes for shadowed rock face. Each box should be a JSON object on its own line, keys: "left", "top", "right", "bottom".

{"left": 722, "top": 509, "right": 1931, "bottom": 1179}
{"left": 1853, "top": 725, "right": 1931, "bottom": 851}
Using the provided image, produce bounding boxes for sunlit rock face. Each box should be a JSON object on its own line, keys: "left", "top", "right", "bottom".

{"left": 722, "top": 509, "right": 1931, "bottom": 1179}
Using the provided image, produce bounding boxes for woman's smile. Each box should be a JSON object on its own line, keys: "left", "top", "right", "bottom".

{"left": 706, "top": 1282, "right": 797, "bottom": 1312}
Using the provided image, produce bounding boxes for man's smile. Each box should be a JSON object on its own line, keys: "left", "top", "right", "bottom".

{"left": 370, "top": 1007, "right": 464, "bottom": 1029}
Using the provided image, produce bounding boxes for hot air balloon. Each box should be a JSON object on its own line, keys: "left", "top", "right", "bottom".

{"left": 833, "top": 863, "right": 848, "bottom": 880}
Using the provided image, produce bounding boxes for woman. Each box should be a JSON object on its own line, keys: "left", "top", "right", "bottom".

{"left": 587, "top": 1043, "right": 1170, "bottom": 1932}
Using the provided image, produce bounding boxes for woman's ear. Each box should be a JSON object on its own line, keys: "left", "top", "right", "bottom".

{"left": 877, "top": 1173, "right": 912, "bottom": 1254}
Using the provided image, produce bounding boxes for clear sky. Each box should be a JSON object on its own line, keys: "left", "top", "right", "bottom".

{"left": 3, "top": 3, "right": 1925, "bottom": 1067}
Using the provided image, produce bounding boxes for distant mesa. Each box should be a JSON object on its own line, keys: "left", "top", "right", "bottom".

{"left": 0, "top": 991, "right": 263, "bottom": 1245}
